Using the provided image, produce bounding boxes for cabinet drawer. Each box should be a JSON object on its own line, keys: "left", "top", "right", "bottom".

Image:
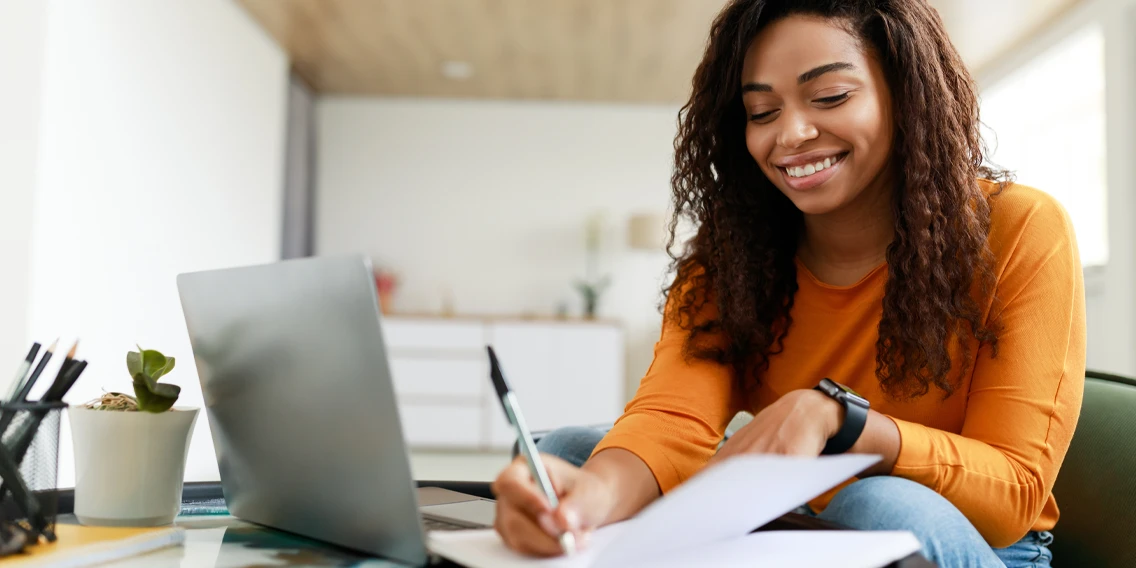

{"left": 398, "top": 404, "right": 482, "bottom": 448}
{"left": 389, "top": 358, "right": 485, "bottom": 398}
{"left": 383, "top": 318, "right": 485, "bottom": 352}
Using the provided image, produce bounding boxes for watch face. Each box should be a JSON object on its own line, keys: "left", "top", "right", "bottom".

{"left": 821, "top": 378, "right": 869, "bottom": 407}
{"left": 835, "top": 383, "right": 870, "bottom": 407}
{"left": 818, "top": 379, "right": 841, "bottom": 397}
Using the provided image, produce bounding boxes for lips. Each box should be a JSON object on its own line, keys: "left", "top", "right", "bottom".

{"left": 776, "top": 152, "right": 848, "bottom": 192}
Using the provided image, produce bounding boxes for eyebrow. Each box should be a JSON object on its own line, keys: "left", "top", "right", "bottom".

{"left": 741, "top": 61, "right": 858, "bottom": 93}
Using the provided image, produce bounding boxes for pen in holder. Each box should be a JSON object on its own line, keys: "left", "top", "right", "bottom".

{"left": 0, "top": 401, "right": 66, "bottom": 549}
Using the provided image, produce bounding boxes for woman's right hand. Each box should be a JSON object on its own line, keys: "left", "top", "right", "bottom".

{"left": 491, "top": 454, "right": 615, "bottom": 557}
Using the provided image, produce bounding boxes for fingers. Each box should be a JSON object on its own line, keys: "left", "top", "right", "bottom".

{"left": 709, "top": 437, "right": 737, "bottom": 465}
{"left": 492, "top": 456, "right": 555, "bottom": 518}
{"left": 493, "top": 454, "right": 596, "bottom": 557}
{"left": 539, "top": 454, "right": 581, "bottom": 497}
{"left": 552, "top": 470, "right": 611, "bottom": 536}
{"left": 704, "top": 424, "right": 822, "bottom": 458}
{"left": 494, "top": 494, "right": 566, "bottom": 557}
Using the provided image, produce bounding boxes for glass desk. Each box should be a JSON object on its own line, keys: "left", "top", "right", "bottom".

{"left": 59, "top": 514, "right": 415, "bottom": 567}
{"left": 52, "top": 482, "right": 933, "bottom": 567}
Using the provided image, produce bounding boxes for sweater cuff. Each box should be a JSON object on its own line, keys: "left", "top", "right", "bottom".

{"left": 590, "top": 432, "right": 683, "bottom": 494}
{"left": 889, "top": 416, "right": 939, "bottom": 486}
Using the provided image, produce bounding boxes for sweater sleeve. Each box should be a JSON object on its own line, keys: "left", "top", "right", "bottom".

{"left": 590, "top": 286, "right": 740, "bottom": 494}
{"left": 889, "top": 198, "right": 1086, "bottom": 547}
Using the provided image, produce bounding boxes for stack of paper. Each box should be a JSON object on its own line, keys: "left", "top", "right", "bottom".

{"left": 429, "top": 454, "right": 922, "bottom": 568}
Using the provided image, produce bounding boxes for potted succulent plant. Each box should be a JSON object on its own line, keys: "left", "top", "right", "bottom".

{"left": 575, "top": 212, "right": 611, "bottom": 319}
{"left": 69, "top": 346, "right": 198, "bottom": 526}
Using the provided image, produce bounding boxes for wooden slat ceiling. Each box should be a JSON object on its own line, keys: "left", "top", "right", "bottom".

{"left": 237, "top": 0, "right": 1081, "bottom": 103}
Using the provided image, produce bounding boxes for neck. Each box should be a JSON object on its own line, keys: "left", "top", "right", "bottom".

{"left": 799, "top": 178, "right": 895, "bottom": 270}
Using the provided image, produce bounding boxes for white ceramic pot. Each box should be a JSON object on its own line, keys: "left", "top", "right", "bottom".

{"left": 70, "top": 405, "right": 199, "bottom": 527}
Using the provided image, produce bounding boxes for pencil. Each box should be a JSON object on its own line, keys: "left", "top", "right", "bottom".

{"left": 5, "top": 343, "right": 41, "bottom": 403}
{"left": 0, "top": 340, "right": 57, "bottom": 445}
{"left": 45, "top": 340, "right": 79, "bottom": 400}
{"left": 47, "top": 360, "right": 87, "bottom": 403}
{"left": 63, "top": 340, "right": 77, "bottom": 370}
{"left": 14, "top": 339, "right": 57, "bottom": 403}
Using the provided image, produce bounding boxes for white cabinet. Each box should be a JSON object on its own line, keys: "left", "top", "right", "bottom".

{"left": 382, "top": 316, "right": 624, "bottom": 450}
{"left": 487, "top": 323, "right": 624, "bottom": 448}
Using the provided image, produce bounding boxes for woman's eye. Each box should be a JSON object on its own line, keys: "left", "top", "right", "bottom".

{"left": 815, "top": 93, "right": 850, "bottom": 105}
{"left": 749, "top": 109, "right": 778, "bottom": 123}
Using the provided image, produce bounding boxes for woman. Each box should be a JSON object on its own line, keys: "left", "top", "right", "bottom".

{"left": 492, "top": 1, "right": 1085, "bottom": 566}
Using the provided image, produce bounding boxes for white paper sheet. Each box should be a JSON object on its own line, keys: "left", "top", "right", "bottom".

{"left": 429, "top": 528, "right": 921, "bottom": 568}
{"left": 592, "top": 454, "right": 880, "bottom": 566}
{"left": 647, "top": 531, "right": 922, "bottom": 568}
{"left": 430, "top": 454, "right": 914, "bottom": 568}
{"left": 428, "top": 523, "right": 626, "bottom": 568}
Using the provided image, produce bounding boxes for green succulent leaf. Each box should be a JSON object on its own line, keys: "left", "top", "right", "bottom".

{"left": 128, "top": 347, "right": 176, "bottom": 379}
{"left": 142, "top": 349, "right": 174, "bottom": 380}
{"left": 126, "top": 350, "right": 143, "bottom": 378}
{"left": 132, "top": 372, "right": 180, "bottom": 413}
{"left": 154, "top": 355, "right": 175, "bottom": 380}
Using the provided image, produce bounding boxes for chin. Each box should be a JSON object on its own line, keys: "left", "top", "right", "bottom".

{"left": 781, "top": 187, "right": 848, "bottom": 216}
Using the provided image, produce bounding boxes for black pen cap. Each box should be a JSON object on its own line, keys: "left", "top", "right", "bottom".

{"left": 486, "top": 346, "right": 511, "bottom": 399}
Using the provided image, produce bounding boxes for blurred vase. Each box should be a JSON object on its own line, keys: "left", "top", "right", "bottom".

{"left": 374, "top": 271, "right": 399, "bottom": 314}
{"left": 378, "top": 289, "right": 395, "bottom": 314}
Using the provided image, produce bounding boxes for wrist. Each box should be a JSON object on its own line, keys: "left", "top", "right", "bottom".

{"left": 804, "top": 388, "right": 844, "bottom": 439}
{"left": 583, "top": 448, "right": 658, "bottom": 525}
{"left": 812, "top": 379, "right": 871, "bottom": 455}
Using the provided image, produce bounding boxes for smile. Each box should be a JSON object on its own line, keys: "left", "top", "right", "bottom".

{"left": 777, "top": 152, "right": 848, "bottom": 191}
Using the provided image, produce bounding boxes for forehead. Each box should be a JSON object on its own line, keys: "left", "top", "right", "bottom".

{"left": 742, "top": 15, "right": 869, "bottom": 80}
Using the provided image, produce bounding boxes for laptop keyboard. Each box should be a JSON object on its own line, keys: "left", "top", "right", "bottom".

{"left": 423, "top": 517, "right": 470, "bottom": 532}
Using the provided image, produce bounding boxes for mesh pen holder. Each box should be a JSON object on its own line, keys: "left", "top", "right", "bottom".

{"left": 0, "top": 401, "right": 66, "bottom": 545}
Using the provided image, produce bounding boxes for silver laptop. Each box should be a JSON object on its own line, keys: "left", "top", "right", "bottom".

{"left": 177, "top": 255, "right": 495, "bottom": 566}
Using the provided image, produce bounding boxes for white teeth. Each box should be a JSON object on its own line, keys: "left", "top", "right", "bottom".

{"left": 784, "top": 155, "right": 841, "bottom": 178}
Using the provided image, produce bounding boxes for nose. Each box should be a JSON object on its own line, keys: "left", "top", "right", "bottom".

{"left": 776, "top": 108, "right": 819, "bottom": 149}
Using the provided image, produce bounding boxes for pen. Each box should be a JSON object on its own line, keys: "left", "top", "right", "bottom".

{"left": 487, "top": 346, "right": 577, "bottom": 556}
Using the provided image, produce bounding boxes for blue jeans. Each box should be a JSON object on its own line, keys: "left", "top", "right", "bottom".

{"left": 536, "top": 426, "right": 1054, "bottom": 568}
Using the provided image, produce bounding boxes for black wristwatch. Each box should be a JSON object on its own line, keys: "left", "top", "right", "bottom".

{"left": 813, "top": 378, "right": 870, "bottom": 455}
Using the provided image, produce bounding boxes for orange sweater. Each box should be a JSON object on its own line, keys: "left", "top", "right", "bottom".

{"left": 592, "top": 181, "right": 1085, "bottom": 547}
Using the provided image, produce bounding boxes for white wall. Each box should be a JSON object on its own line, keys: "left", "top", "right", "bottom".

{"left": 0, "top": 0, "right": 49, "bottom": 391}
{"left": 977, "top": 0, "right": 1136, "bottom": 376}
{"left": 25, "top": 0, "right": 288, "bottom": 485}
{"left": 316, "top": 98, "right": 678, "bottom": 397}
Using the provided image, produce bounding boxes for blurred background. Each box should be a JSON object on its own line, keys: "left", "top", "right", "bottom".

{"left": 0, "top": 0, "right": 1127, "bottom": 485}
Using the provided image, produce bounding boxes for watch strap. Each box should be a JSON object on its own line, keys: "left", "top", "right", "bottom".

{"left": 814, "top": 379, "right": 869, "bottom": 455}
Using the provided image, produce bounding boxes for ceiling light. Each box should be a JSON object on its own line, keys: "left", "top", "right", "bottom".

{"left": 441, "top": 60, "right": 474, "bottom": 80}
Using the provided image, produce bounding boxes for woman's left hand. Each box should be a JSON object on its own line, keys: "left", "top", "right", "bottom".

{"left": 710, "top": 388, "right": 843, "bottom": 464}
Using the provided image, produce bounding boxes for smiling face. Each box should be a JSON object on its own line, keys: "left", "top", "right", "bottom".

{"left": 742, "top": 15, "right": 895, "bottom": 216}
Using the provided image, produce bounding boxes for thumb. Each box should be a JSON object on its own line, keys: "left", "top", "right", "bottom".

{"left": 544, "top": 462, "right": 608, "bottom": 534}
{"left": 540, "top": 454, "right": 581, "bottom": 498}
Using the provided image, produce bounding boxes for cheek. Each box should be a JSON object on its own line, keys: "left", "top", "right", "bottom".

{"left": 847, "top": 100, "right": 892, "bottom": 162}
{"left": 745, "top": 124, "right": 777, "bottom": 178}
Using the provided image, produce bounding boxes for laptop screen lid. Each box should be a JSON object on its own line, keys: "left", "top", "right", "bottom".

{"left": 177, "top": 255, "right": 429, "bottom": 565}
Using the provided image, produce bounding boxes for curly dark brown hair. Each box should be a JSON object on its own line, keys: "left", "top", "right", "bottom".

{"left": 667, "top": 0, "right": 1007, "bottom": 400}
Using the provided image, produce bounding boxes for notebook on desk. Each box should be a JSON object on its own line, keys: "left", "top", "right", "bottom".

{"left": 7, "top": 525, "right": 184, "bottom": 568}
{"left": 429, "top": 454, "right": 922, "bottom": 568}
